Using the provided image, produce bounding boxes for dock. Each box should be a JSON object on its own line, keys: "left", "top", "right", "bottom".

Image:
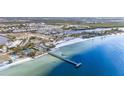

{"left": 48, "top": 52, "right": 82, "bottom": 68}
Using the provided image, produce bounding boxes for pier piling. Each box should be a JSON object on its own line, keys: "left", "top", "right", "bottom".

{"left": 48, "top": 52, "right": 82, "bottom": 68}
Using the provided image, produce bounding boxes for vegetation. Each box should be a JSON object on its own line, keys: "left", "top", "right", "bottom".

{"left": 67, "top": 29, "right": 123, "bottom": 38}
{"left": 0, "top": 45, "right": 4, "bottom": 48}
{"left": 62, "top": 25, "right": 77, "bottom": 30}
{"left": 6, "top": 35, "right": 16, "bottom": 41}
{"left": 9, "top": 46, "right": 23, "bottom": 54}
{"left": 84, "top": 23, "right": 124, "bottom": 28}
{"left": 27, "top": 51, "right": 36, "bottom": 58}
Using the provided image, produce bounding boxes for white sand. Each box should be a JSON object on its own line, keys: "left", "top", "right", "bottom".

{"left": 55, "top": 38, "right": 87, "bottom": 48}
{"left": 0, "top": 53, "right": 49, "bottom": 71}
{"left": 34, "top": 53, "right": 48, "bottom": 58}
{"left": 0, "top": 57, "right": 33, "bottom": 71}
{"left": 55, "top": 33, "right": 124, "bottom": 49}
{"left": 1, "top": 33, "right": 124, "bottom": 71}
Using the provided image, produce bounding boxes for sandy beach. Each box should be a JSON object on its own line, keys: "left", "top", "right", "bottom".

{"left": 0, "top": 53, "right": 49, "bottom": 71}
{"left": 0, "top": 57, "right": 33, "bottom": 71}
{"left": 0, "top": 33, "right": 124, "bottom": 71}
{"left": 55, "top": 33, "right": 124, "bottom": 49}
{"left": 55, "top": 38, "right": 87, "bottom": 48}
{"left": 0, "top": 38, "right": 87, "bottom": 71}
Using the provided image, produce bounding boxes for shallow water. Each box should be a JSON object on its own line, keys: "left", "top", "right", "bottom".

{"left": 0, "top": 35, "right": 124, "bottom": 76}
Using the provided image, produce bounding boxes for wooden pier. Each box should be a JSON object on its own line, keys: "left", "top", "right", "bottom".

{"left": 48, "top": 52, "right": 82, "bottom": 68}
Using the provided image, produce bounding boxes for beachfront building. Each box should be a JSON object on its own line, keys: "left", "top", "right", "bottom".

{"left": 6, "top": 40, "right": 23, "bottom": 48}
{"left": 0, "top": 45, "right": 8, "bottom": 53}
{"left": 0, "top": 54, "right": 12, "bottom": 67}
{"left": 22, "top": 49, "right": 36, "bottom": 57}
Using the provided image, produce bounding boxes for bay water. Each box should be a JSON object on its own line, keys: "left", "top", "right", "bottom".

{"left": 0, "top": 35, "right": 124, "bottom": 75}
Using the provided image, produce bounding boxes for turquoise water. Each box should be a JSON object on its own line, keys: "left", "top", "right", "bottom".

{"left": 0, "top": 35, "right": 124, "bottom": 76}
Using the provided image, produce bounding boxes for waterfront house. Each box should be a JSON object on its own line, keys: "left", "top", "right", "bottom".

{"left": 0, "top": 54, "right": 12, "bottom": 66}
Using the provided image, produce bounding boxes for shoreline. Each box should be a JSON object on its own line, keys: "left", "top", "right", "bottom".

{"left": 55, "top": 38, "right": 87, "bottom": 49}
{"left": 0, "top": 57, "right": 33, "bottom": 71}
{"left": 0, "top": 53, "right": 48, "bottom": 71}
{"left": 54, "top": 32, "right": 124, "bottom": 49}
{"left": 0, "top": 33, "right": 124, "bottom": 71}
